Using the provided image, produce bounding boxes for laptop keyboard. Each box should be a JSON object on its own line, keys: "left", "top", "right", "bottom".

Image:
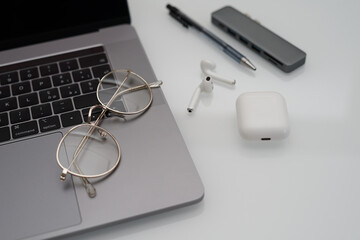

{"left": 0, "top": 46, "right": 112, "bottom": 143}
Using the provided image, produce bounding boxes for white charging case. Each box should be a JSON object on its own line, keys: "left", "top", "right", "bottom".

{"left": 236, "top": 92, "right": 290, "bottom": 141}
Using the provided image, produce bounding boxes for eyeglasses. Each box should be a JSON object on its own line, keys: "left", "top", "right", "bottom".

{"left": 56, "top": 69, "right": 162, "bottom": 198}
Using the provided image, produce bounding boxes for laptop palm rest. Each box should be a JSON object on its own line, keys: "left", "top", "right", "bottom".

{"left": 0, "top": 132, "right": 81, "bottom": 240}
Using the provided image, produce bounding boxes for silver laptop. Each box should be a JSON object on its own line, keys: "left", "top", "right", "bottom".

{"left": 0, "top": 1, "right": 204, "bottom": 239}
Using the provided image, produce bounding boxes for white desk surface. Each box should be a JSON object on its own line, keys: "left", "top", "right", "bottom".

{"left": 67, "top": 0, "right": 360, "bottom": 239}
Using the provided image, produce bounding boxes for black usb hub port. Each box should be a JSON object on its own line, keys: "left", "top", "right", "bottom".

{"left": 227, "top": 28, "right": 236, "bottom": 37}
{"left": 251, "top": 44, "right": 261, "bottom": 53}
{"left": 238, "top": 36, "right": 248, "bottom": 45}
{"left": 263, "top": 52, "right": 283, "bottom": 67}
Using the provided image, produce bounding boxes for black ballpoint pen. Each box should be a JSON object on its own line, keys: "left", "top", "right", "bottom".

{"left": 166, "top": 4, "right": 256, "bottom": 71}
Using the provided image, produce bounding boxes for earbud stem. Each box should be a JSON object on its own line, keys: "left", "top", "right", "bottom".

{"left": 187, "top": 86, "right": 201, "bottom": 113}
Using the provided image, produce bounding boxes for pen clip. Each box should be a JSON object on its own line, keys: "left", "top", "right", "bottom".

{"left": 169, "top": 12, "right": 189, "bottom": 28}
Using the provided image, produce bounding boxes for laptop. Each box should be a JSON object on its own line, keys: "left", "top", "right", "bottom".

{"left": 0, "top": 1, "right": 204, "bottom": 239}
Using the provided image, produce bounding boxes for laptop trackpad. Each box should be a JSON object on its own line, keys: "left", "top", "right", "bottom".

{"left": 0, "top": 133, "right": 81, "bottom": 240}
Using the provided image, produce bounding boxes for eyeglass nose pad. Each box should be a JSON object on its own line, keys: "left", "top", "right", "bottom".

{"left": 99, "top": 130, "right": 107, "bottom": 138}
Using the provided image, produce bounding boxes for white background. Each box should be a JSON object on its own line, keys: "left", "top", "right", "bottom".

{"left": 67, "top": 0, "right": 360, "bottom": 239}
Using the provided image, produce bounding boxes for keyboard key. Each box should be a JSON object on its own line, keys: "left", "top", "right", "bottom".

{"left": 39, "top": 88, "right": 60, "bottom": 103}
{"left": 74, "top": 92, "right": 99, "bottom": 109}
{"left": 0, "top": 71, "right": 19, "bottom": 85}
{"left": 52, "top": 73, "right": 72, "bottom": 86}
{"left": 0, "top": 126, "right": 11, "bottom": 142}
{"left": 11, "top": 121, "right": 39, "bottom": 139}
{"left": 20, "top": 67, "right": 39, "bottom": 81}
{"left": 92, "top": 64, "right": 111, "bottom": 79}
{"left": 81, "top": 79, "right": 99, "bottom": 93}
{"left": 0, "top": 112, "right": 9, "bottom": 127}
{"left": 52, "top": 99, "right": 74, "bottom": 114}
{"left": 31, "top": 103, "right": 52, "bottom": 119}
{"left": 40, "top": 63, "right": 59, "bottom": 76}
{"left": 18, "top": 92, "right": 39, "bottom": 107}
{"left": 39, "top": 116, "right": 61, "bottom": 132}
{"left": 60, "top": 83, "right": 80, "bottom": 98}
{"left": 0, "top": 86, "right": 10, "bottom": 99}
{"left": 61, "top": 111, "right": 83, "bottom": 127}
{"left": 79, "top": 53, "right": 108, "bottom": 68}
{"left": 72, "top": 69, "right": 92, "bottom": 82}
{"left": 0, "top": 97, "right": 17, "bottom": 113}
{"left": 11, "top": 81, "right": 31, "bottom": 95}
{"left": 59, "top": 59, "right": 79, "bottom": 72}
{"left": 10, "top": 108, "right": 30, "bottom": 124}
{"left": 32, "top": 77, "right": 52, "bottom": 91}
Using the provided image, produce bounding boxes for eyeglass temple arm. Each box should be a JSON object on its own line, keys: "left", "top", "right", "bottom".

{"left": 78, "top": 171, "right": 97, "bottom": 198}
{"left": 149, "top": 80, "right": 163, "bottom": 88}
{"left": 87, "top": 104, "right": 106, "bottom": 124}
{"left": 111, "top": 80, "right": 163, "bottom": 99}
{"left": 60, "top": 165, "right": 97, "bottom": 198}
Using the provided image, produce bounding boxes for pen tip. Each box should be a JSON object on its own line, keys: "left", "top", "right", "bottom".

{"left": 242, "top": 58, "right": 256, "bottom": 71}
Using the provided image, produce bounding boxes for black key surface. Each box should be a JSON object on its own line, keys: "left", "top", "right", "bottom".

{"left": 0, "top": 126, "right": 11, "bottom": 142}
{"left": 0, "top": 97, "right": 17, "bottom": 113}
{"left": 59, "top": 59, "right": 79, "bottom": 72}
{"left": 10, "top": 108, "right": 31, "bottom": 124}
{"left": 0, "top": 112, "right": 9, "bottom": 127}
{"left": 11, "top": 81, "right": 31, "bottom": 95}
{"left": 60, "top": 83, "right": 80, "bottom": 98}
{"left": 80, "top": 79, "right": 99, "bottom": 93}
{"left": 52, "top": 73, "right": 72, "bottom": 86}
{"left": 40, "top": 63, "right": 59, "bottom": 76}
{"left": 0, "top": 71, "right": 19, "bottom": 85}
{"left": 72, "top": 69, "right": 92, "bottom": 82}
{"left": 39, "top": 88, "right": 60, "bottom": 103}
{"left": 18, "top": 92, "right": 39, "bottom": 107}
{"left": 79, "top": 53, "right": 108, "bottom": 68}
{"left": 31, "top": 103, "right": 52, "bottom": 119}
{"left": 73, "top": 92, "right": 99, "bottom": 109}
{"left": 61, "top": 111, "right": 83, "bottom": 127}
{"left": 20, "top": 67, "right": 39, "bottom": 81}
{"left": 52, "top": 99, "right": 74, "bottom": 114}
{"left": 0, "top": 86, "right": 10, "bottom": 99}
{"left": 11, "top": 120, "right": 39, "bottom": 139}
{"left": 39, "top": 116, "right": 61, "bottom": 132}
{"left": 32, "top": 77, "right": 52, "bottom": 91}
{"left": 92, "top": 64, "right": 111, "bottom": 79}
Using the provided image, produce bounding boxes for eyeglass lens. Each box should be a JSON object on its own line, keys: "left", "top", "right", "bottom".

{"left": 97, "top": 70, "right": 152, "bottom": 114}
{"left": 57, "top": 124, "right": 120, "bottom": 178}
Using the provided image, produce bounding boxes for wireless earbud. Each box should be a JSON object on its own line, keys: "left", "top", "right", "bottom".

{"left": 187, "top": 76, "right": 213, "bottom": 113}
{"left": 187, "top": 60, "right": 235, "bottom": 113}
{"left": 200, "top": 60, "right": 236, "bottom": 85}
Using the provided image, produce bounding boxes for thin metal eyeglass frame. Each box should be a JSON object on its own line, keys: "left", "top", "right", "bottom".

{"left": 56, "top": 69, "right": 162, "bottom": 197}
